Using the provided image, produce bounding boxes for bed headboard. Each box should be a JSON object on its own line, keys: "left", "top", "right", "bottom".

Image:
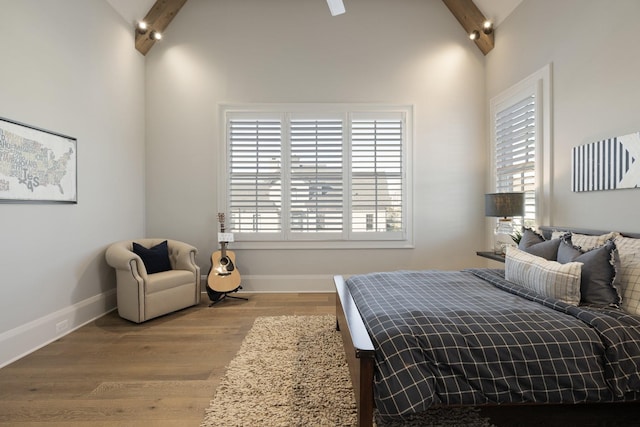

{"left": 538, "top": 226, "right": 640, "bottom": 240}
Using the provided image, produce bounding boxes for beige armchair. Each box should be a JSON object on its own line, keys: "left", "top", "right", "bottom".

{"left": 105, "top": 239, "right": 201, "bottom": 323}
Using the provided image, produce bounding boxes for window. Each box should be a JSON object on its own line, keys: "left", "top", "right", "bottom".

{"left": 490, "top": 65, "right": 551, "bottom": 227}
{"left": 221, "top": 105, "right": 412, "bottom": 248}
{"left": 351, "top": 114, "right": 404, "bottom": 234}
{"left": 290, "top": 116, "right": 343, "bottom": 234}
{"left": 227, "top": 116, "right": 282, "bottom": 233}
{"left": 494, "top": 93, "right": 536, "bottom": 227}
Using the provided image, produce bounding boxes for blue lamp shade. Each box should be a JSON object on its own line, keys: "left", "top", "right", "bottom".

{"left": 485, "top": 192, "right": 525, "bottom": 218}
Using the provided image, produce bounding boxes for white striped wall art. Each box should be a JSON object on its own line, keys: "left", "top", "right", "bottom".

{"left": 572, "top": 131, "right": 640, "bottom": 192}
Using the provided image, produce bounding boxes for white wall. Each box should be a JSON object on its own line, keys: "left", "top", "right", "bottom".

{"left": 144, "top": 0, "right": 489, "bottom": 291}
{"left": 486, "top": 0, "right": 640, "bottom": 233}
{"left": 0, "top": 0, "right": 146, "bottom": 367}
{"left": 8, "top": 0, "right": 633, "bottom": 368}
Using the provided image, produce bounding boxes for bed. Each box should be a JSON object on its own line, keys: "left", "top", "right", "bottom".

{"left": 335, "top": 226, "right": 640, "bottom": 426}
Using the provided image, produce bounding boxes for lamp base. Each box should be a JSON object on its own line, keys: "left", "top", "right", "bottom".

{"left": 494, "top": 218, "right": 515, "bottom": 255}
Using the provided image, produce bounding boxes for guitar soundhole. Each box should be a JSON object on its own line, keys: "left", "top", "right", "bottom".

{"left": 220, "top": 257, "right": 235, "bottom": 271}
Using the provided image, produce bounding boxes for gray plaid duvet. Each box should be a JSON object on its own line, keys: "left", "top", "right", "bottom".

{"left": 346, "top": 269, "right": 640, "bottom": 419}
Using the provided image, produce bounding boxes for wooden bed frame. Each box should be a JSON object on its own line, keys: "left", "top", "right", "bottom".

{"left": 334, "top": 226, "right": 640, "bottom": 427}
{"left": 335, "top": 274, "right": 376, "bottom": 427}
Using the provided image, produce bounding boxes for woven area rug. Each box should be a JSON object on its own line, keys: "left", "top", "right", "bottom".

{"left": 200, "top": 315, "right": 494, "bottom": 427}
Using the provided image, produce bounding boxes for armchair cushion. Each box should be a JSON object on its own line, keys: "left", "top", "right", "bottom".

{"left": 133, "top": 240, "right": 172, "bottom": 274}
{"left": 146, "top": 270, "right": 195, "bottom": 294}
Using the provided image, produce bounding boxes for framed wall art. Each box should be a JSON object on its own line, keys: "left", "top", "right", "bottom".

{"left": 572, "top": 131, "right": 639, "bottom": 192}
{"left": 0, "top": 117, "right": 77, "bottom": 203}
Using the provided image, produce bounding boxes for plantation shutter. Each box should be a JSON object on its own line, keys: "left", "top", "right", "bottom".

{"left": 223, "top": 105, "right": 412, "bottom": 246}
{"left": 494, "top": 94, "right": 536, "bottom": 225}
{"left": 228, "top": 117, "right": 282, "bottom": 233}
{"left": 289, "top": 117, "right": 344, "bottom": 233}
{"left": 351, "top": 114, "right": 404, "bottom": 235}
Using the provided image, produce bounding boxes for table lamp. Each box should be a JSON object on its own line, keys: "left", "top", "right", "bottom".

{"left": 485, "top": 192, "right": 525, "bottom": 254}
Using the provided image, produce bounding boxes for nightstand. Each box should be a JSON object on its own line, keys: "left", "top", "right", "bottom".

{"left": 476, "top": 251, "right": 505, "bottom": 263}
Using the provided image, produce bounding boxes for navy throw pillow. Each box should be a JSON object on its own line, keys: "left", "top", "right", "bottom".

{"left": 132, "top": 240, "right": 172, "bottom": 274}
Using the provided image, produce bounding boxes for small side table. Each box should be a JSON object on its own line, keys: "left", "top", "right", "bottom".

{"left": 476, "top": 251, "right": 505, "bottom": 263}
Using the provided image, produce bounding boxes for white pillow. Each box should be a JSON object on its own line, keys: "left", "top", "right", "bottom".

{"left": 551, "top": 230, "right": 567, "bottom": 240}
{"left": 572, "top": 232, "right": 620, "bottom": 250}
{"left": 505, "top": 246, "right": 583, "bottom": 306}
{"left": 613, "top": 235, "right": 640, "bottom": 316}
{"left": 550, "top": 231, "right": 619, "bottom": 250}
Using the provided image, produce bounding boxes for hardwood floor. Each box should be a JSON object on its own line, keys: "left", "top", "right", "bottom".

{"left": 0, "top": 293, "right": 335, "bottom": 427}
{"left": 2, "top": 293, "right": 639, "bottom": 427}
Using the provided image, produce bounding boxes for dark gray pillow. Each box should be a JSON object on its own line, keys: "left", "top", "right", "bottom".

{"left": 557, "top": 236, "right": 621, "bottom": 307}
{"left": 518, "top": 228, "right": 562, "bottom": 260}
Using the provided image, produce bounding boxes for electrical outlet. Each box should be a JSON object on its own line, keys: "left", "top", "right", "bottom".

{"left": 56, "top": 319, "right": 69, "bottom": 333}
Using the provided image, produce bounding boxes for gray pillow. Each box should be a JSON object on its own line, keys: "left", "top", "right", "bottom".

{"left": 557, "top": 236, "right": 621, "bottom": 307}
{"left": 518, "top": 228, "right": 562, "bottom": 260}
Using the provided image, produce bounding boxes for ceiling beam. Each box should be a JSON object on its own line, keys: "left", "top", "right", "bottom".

{"left": 133, "top": 0, "right": 492, "bottom": 56}
{"left": 135, "top": 0, "right": 188, "bottom": 56}
{"left": 441, "top": 0, "right": 494, "bottom": 55}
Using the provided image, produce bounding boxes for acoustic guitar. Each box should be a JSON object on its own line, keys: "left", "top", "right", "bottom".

{"left": 207, "top": 213, "right": 242, "bottom": 296}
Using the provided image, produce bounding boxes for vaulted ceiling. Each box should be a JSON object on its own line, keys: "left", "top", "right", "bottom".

{"left": 107, "top": 0, "right": 522, "bottom": 56}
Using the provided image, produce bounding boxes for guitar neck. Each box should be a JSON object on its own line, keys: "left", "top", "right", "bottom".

{"left": 220, "top": 222, "right": 226, "bottom": 257}
{"left": 218, "top": 213, "right": 232, "bottom": 259}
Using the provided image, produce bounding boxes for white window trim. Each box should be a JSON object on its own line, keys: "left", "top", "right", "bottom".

{"left": 489, "top": 64, "right": 553, "bottom": 226}
{"left": 217, "top": 103, "right": 414, "bottom": 250}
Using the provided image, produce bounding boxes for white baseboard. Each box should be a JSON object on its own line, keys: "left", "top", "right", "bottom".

{"left": 200, "top": 274, "right": 336, "bottom": 293}
{"left": 0, "top": 289, "right": 117, "bottom": 369}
